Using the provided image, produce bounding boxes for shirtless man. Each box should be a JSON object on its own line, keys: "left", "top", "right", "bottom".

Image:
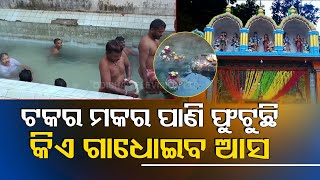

{"left": 138, "top": 19, "right": 166, "bottom": 94}
{"left": 51, "top": 38, "right": 63, "bottom": 55}
{"left": 115, "top": 36, "right": 138, "bottom": 57}
{"left": 115, "top": 37, "right": 133, "bottom": 86}
{"left": 99, "top": 40, "right": 137, "bottom": 98}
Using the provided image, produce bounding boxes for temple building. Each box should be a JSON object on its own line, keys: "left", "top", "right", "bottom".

{"left": 191, "top": 5, "right": 320, "bottom": 104}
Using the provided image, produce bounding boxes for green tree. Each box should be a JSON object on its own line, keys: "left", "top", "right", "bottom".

{"left": 177, "top": 0, "right": 237, "bottom": 32}
{"left": 232, "top": 0, "right": 259, "bottom": 25}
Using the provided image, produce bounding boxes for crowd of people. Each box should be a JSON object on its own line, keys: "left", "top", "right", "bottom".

{"left": 98, "top": 19, "right": 172, "bottom": 98}
{"left": 0, "top": 19, "right": 172, "bottom": 98}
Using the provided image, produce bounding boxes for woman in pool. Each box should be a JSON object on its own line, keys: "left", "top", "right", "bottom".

{"left": 0, "top": 53, "right": 30, "bottom": 79}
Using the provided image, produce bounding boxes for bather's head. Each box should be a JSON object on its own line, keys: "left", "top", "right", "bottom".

{"left": 0, "top": 53, "right": 10, "bottom": 66}
{"left": 54, "top": 38, "right": 63, "bottom": 49}
{"left": 115, "top": 36, "right": 126, "bottom": 49}
{"left": 149, "top": 19, "right": 166, "bottom": 40}
{"left": 19, "top": 69, "right": 33, "bottom": 82}
{"left": 106, "top": 40, "right": 123, "bottom": 63}
{"left": 55, "top": 78, "right": 67, "bottom": 87}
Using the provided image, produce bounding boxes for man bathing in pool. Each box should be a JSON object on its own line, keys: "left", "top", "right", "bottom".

{"left": 115, "top": 36, "right": 138, "bottom": 57}
{"left": 51, "top": 38, "right": 63, "bottom": 55}
{"left": 0, "top": 53, "right": 30, "bottom": 79}
{"left": 99, "top": 40, "right": 138, "bottom": 98}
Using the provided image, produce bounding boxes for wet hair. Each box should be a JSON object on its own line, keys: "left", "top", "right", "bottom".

{"left": 105, "top": 40, "right": 123, "bottom": 54}
{"left": 19, "top": 69, "right": 32, "bottom": 82}
{"left": 0, "top": 53, "right": 8, "bottom": 60}
{"left": 55, "top": 78, "right": 67, "bottom": 87}
{"left": 54, "top": 38, "right": 61, "bottom": 44}
{"left": 115, "top": 36, "right": 125, "bottom": 42}
{"left": 150, "top": 19, "right": 166, "bottom": 30}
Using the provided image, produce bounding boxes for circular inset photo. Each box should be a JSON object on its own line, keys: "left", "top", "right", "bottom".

{"left": 154, "top": 32, "right": 218, "bottom": 97}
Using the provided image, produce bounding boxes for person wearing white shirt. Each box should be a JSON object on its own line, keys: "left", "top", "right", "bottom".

{"left": 0, "top": 53, "right": 30, "bottom": 79}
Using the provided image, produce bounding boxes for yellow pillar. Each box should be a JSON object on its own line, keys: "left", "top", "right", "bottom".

{"left": 313, "top": 35, "right": 317, "bottom": 46}
{"left": 209, "top": 32, "right": 213, "bottom": 45}
{"left": 240, "top": 33, "right": 245, "bottom": 45}
{"left": 279, "top": 33, "right": 281, "bottom": 46}
{"left": 310, "top": 35, "right": 314, "bottom": 47}
{"left": 274, "top": 29, "right": 284, "bottom": 52}
{"left": 204, "top": 26, "right": 214, "bottom": 46}
{"left": 204, "top": 32, "right": 208, "bottom": 40}
{"left": 245, "top": 33, "right": 248, "bottom": 46}
{"left": 240, "top": 28, "right": 249, "bottom": 52}
{"left": 308, "top": 31, "right": 319, "bottom": 54}
{"left": 242, "top": 33, "right": 245, "bottom": 45}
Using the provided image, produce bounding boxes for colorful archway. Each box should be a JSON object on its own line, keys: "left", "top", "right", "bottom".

{"left": 279, "top": 7, "right": 316, "bottom": 31}
{"left": 206, "top": 5, "right": 243, "bottom": 52}
{"left": 245, "top": 7, "right": 277, "bottom": 30}
{"left": 207, "top": 5, "right": 243, "bottom": 29}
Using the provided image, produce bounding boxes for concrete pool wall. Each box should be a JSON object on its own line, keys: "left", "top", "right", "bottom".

{"left": 0, "top": 0, "right": 175, "bottom": 16}
{"left": 0, "top": 9, "right": 175, "bottom": 47}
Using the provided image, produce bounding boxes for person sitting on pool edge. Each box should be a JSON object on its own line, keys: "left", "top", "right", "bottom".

{"left": 55, "top": 78, "right": 67, "bottom": 87}
{"left": 115, "top": 36, "right": 138, "bottom": 57}
{"left": 0, "top": 53, "right": 30, "bottom": 79}
{"left": 19, "top": 69, "right": 33, "bottom": 82}
{"left": 98, "top": 40, "right": 138, "bottom": 98}
{"left": 51, "top": 38, "right": 63, "bottom": 55}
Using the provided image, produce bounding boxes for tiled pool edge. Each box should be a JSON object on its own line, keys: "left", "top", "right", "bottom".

{"left": 0, "top": 9, "right": 175, "bottom": 30}
{"left": 0, "top": 78, "right": 136, "bottom": 99}
{"left": 0, "top": 9, "right": 175, "bottom": 46}
{"left": 0, "top": 0, "right": 175, "bottom": 16}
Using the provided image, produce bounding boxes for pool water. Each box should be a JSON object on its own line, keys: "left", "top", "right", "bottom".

{"left": 0, "top": 38, "right": 165, "bottom": 98}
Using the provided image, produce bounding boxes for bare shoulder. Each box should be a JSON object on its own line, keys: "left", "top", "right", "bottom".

{"left": 139, "top": 35, "right": 149, "bottom": 46}
{"left": 123, "top": 48, "right": 129, "bottom": 55}
{"left": 139, "top": 36, "right": 150, "bottom": 51}
{"left": 51, "top": 47, "right": 59, "bottom": 54}
{"left": 122, "top": 51, "right": 129, "bottom": 60}
{"left": 99, "top": 56, "right": 109, "bottom": 69}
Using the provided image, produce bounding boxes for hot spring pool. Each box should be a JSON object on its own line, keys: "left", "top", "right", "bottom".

{"left": 0, "top": 38, "right": 165, "bottom": 98}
